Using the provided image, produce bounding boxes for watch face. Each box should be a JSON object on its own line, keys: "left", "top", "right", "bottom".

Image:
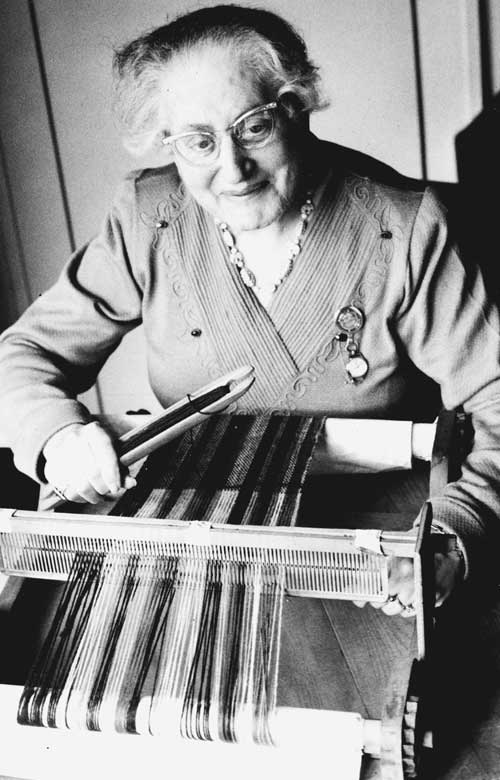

{"left": 346, "top": 355, "right": 369, "bottom": 379}
{"left": 335, "top": 305, "right": 365, "bottom": 334}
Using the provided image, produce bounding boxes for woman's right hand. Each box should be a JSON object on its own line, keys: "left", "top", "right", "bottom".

{"left": 43, "top": 421, "right": 136, "bottom": 504}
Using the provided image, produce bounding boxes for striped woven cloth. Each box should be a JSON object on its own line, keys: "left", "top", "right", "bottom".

{"left": 111, "top": 415, "right": 324, "bottom": 526}
{"left": 17, "top": 416, "right": 323, "bottom": 738}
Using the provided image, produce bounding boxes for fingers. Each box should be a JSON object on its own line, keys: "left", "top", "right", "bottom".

{"left": 352, "top": 541, "right": 464, "bottom": 617}
{"left": 355, "top": 556, "right": 417, "bottom": 617}
{"left": 358, "top": 549, "right": 463, "bottom": 617}
{"left": 376, "top": 556, "right": 414, "bottom": 616}
{"left": 123, "top": 474, "right": 137, "bottom": 490}
{"left": 85, "top": 422, "right": 122, "bottom": 494}
{"left": 380, "top": 594, "right": 416, "bottom": 618}
{"left": 44, "top": 422, "right": 136, "bottom": 505}
{"left": 354, "top": 594, "right": 416, "bottom": 617}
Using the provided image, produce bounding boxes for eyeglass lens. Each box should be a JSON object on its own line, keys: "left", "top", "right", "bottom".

{"left": 173, "top": 105, "right": 276, "bottom": 163}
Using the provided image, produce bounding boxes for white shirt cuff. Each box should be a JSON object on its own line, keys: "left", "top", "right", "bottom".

{"left": 310, "top": 419, "right": 436, "bottom": 474}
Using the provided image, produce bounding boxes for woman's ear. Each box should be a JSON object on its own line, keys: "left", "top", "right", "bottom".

{"left": 157, "top": 134, "right": 175, "bottom": 164}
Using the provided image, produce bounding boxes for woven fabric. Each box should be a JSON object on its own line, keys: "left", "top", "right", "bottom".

{"left": 111, "top": 415, "right": 324, "bottom": 526}
{"left": 17, "top": 415, "right": 323, "bottom": 740}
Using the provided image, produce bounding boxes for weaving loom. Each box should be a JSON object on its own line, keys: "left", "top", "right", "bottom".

{"left": 0, "top": 413, "right": 461, "bottom": 780}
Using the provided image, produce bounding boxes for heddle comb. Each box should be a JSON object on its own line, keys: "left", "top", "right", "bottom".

{"left": 0, "top": 508, "right": 401, "bottom": 598}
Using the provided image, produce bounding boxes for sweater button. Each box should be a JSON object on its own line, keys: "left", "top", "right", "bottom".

{"left": 381, "top": 230, "right": 392, "bottom": 239}
{"left": 190, "top": 328, "right": 202, "bottom": 337}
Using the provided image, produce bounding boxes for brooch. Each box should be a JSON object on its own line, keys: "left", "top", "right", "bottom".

{"left": 334, "top": 304, "right": 369, "bottom": 383}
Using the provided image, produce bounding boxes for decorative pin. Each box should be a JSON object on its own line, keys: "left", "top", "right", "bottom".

{"left": 334, "top": 304, "right": 369, "bottom": 383}
{"left": 335, "top": 305, "right": 365, "bottom": 334}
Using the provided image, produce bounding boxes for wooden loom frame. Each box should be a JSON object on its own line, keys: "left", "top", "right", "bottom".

{"left": 0, "top": 411, "right": 466, "bottom": 780}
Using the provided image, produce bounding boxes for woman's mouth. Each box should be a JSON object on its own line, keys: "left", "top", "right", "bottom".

{"left": 221, "top": 181, "right": 268, "bottom": 199}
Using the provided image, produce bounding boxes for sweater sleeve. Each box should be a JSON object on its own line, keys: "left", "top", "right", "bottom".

{"left": 396, "top": 187, "right": 500, "bottom": 579}
{"left": 0, "top": 176, "right": 143, "bottom": 482}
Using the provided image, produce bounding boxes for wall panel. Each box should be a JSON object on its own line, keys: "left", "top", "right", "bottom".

{"left": 487, "top": 0, "right": 500, "bottom": 95}
{"left": 417, "top": 0, "right": 482, "bottom": 181}
{"left": 306, "top": 0, "right": 422, "bottom": 177}
{"left": 0, "top": 142, "right": 31, "bottom": 328}
{"left": 0, "top": 0, "right": 72, "bottom": 302}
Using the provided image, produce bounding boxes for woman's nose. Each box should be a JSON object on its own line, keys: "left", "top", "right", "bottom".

{"left": 216, "top": 135, "right": 254, "bottom": 182}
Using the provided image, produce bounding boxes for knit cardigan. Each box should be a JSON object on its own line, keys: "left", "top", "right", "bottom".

{"left": 1, "top": 139, "right": 500, "bottom": 578}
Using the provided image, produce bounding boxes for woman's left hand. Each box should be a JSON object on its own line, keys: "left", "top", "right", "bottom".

{"left": 354, "top": 549, "right": 464, "bottom": 617}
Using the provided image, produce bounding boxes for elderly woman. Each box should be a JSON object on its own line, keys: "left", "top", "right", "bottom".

{"left": 0, "top": 5, "right": 499, "bottom": 616}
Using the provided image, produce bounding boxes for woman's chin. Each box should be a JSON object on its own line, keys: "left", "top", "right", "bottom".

{"left": 216, "top": 200, "right": 285, "bottom": 233}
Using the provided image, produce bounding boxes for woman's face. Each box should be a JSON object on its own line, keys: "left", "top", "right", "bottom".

{"left": 158, "top": 45, "right": 305, "bottom": 233}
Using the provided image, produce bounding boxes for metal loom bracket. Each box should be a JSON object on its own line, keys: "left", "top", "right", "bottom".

{"left": 185, "top": 520, "right": 213, "bottom": 545}
{"left": 354, "top": 528, "right": 385, "bottom": 555}
{"left": 0, "top": 509, "right": 15, "bottom": 532}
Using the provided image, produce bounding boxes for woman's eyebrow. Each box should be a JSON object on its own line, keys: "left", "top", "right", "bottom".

{"left": 178, "top": 104, "right": 260, "bottom": 134}
{"left": 180, "top": 121, "right": 214, "bottom": 132}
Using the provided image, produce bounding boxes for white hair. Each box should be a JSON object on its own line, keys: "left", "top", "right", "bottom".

{"left": 113, "top": 5, "right": 328, "bottom": 156}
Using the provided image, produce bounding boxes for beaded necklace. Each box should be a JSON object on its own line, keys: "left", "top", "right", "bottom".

{"left": 215, "top": 194, "right": 314, "bottom": 302}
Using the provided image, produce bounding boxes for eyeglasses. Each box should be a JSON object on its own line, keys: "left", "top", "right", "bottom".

{"left": 161, "top": 101, "right": 278, "bottom": 166}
